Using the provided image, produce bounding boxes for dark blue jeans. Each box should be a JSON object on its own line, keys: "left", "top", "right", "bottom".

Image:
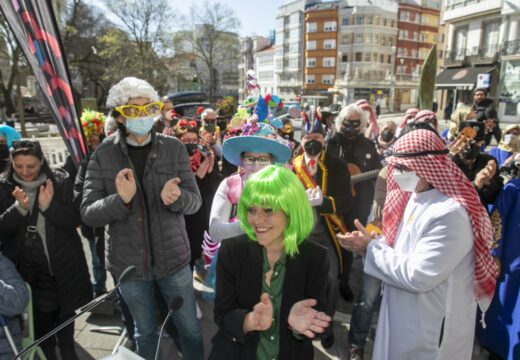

{"left": 87, "top": 237, "right": 106, "bottom": 293}
{"left": 119, "top": 266, "right": 204, "bottom": 360}
{"left": 348, "top": 272, "right": 381, "bottom": 349}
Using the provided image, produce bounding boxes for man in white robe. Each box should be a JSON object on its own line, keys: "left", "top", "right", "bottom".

{"left": 339, "top": 129, "right": 498, "bottom": 360}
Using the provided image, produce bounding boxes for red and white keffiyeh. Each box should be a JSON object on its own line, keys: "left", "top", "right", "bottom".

{"left": 414, "top": 109, "right": 438, "bottom": 131}
{"left": 356, "top": 99, "right": 379, "bottom": 137}
{"left": 384, "top": 129, "right": 497, "bottom": 318}
{"left": 398, "top": 108, "right": 419, "bottom": 129}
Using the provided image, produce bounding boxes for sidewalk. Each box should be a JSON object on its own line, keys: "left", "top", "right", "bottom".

{"left": 73, "top": 237, "right": 491, "bottom": 360}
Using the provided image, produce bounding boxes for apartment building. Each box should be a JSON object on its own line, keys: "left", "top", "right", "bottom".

{"left": 255, "top": 45, "right": 277, "bottom": 96}
{"left": 395, "top": 0, "right": 441, "bottom": 110}
{"left": 436, "top": 0, "right": 503, "bottom": 110}
{"left": 238, "top": 36, "right": 270, "bottom": 102}
{"left": 275, "top": 0, "right": 310, "bottom": 101}
{"left": 497, "top": 1, "right": 520, "bottom": 122}
{"left": 302, "top": 1, "right": 339, "bottom": 103}
{"left": 332, "top": 0, "right": 398, "bottom": 107}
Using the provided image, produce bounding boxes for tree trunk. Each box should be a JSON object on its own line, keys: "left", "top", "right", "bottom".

{"left": 15, "top": 74, "right": 27, "bottom": 137}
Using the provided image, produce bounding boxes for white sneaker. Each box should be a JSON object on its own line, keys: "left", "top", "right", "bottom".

{"left": 196, "top": 301, "right": 203, "bottom": 320}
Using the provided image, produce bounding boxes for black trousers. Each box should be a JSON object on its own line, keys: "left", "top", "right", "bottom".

{"left": 33, "top": 309, "right": 77, "bottom": 360}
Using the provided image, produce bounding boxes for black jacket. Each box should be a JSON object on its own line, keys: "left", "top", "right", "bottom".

{"left": 0, "top": 171, "right": 91, "bottom": 316}
{"left": 209, "top": 235, "right": 329, "bottom": 360}
{"left": 453, "top": 152, "right": 503, "bottom": 206}
{"left": 326, "top": 132, "right": 381, "bottom": 225}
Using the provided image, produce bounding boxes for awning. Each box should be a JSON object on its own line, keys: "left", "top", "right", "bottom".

{"left": 436, "top": 66, "right": 494, "bottom": 90}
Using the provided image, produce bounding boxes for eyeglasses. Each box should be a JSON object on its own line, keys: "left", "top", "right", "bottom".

{"left": 115, "top": 102, "right": 164, "bottom": 119}
{"left": 242, "top": 155, "right": 272, "bottom": 165}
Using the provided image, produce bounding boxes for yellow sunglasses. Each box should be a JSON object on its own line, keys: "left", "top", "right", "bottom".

{"left": 115, "top": 101, "right": 164, "bottom": 119}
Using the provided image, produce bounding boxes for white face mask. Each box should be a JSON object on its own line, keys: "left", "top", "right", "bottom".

{"left": 503, "top": 133, "right": 517, "bottom": 145}
{"left": 393, "top": 168, "right": 421, "bottom": 192}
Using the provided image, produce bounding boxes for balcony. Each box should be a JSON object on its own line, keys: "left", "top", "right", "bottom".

{"left": 445, "top": 48, "right": 467, "bottom": 66}
{"left": 466, "top": 44, "right": 500, "bottom": 64}
{"left": 502, "top": 40, "right": 520, "bottom": 56}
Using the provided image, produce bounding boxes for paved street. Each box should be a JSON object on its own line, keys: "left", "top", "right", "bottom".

{"left": 72, "top": 235, "right": 491, "bottom": 360}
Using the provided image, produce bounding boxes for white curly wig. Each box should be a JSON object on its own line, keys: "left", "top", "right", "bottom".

{"left": 335, "top": 103, "right": 367, "bottom": 132}
{"left": 106, "top": 77, "right": 159, "bottom": 109}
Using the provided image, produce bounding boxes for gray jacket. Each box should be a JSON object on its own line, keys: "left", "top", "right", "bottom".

{"left": 81, "top": 131, "right": 202, "bottom": 280}
{"left": 0, "top": 254, "right": 29, "bottom": 359}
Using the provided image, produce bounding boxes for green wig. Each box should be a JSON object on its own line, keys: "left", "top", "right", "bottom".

{"left": 237, "top": 165, "right": 315, "bottom": 257}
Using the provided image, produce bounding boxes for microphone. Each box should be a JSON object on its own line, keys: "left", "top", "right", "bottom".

{"left": 12, "top": 266, "right": 136, "bottom": 360}
{"left": 154, "top": 296, "right": 184, "bottom": 360}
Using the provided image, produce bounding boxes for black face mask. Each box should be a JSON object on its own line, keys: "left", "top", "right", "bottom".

{"left": 185, "top": 143, "right": 199, "bottom": 156}
{"left": 461, "top": 144, "right": 480, "bottom": 160}
{"left": 204, "top": 122, "right": 216, "bottom": 133}
{"left": 341, "top": 120, "right": 361, "bottom": 139}
{"left": 380, "top": 130, "right": 394, "bottom": 143}
{"left": 0, "top": 143, "right": 9, "bottom": 160}
{"left": 303, "top": 140, "right": 323, "bottom": 157}
{"left": 218, "top": 120, "right": 227, "bottom": 131}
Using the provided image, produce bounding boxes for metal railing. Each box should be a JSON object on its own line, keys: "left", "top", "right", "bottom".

{"left": 502, "top": 40, "right": 520, "bottom": 56}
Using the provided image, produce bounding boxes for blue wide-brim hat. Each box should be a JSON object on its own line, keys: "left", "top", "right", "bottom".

{"left": 222, "top": 122, "right": 291, "bottom": 166}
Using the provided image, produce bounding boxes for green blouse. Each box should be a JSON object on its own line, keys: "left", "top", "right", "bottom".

{"left": 256, "top": 249, "right": 287, "bottom": 360}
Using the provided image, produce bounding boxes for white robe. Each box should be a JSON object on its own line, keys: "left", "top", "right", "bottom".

{"left": 364, "top": 189, "right": 476, "bottom": 360}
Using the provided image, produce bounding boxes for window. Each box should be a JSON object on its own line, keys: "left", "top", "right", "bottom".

{"left": 306, "top": 40, "right": 316, "bottom": 50}
{"left": 383, "top": 18, "right": 387, "bottom": 26}
{"left": 322, "top": 74, "right": 334, "bottom": 84}
{"left": 323, "top": 57, "right": 335, "bottom": 67}
{"left": 413, "top": 32, "right": 419, "bottom": 41}
{"left": 355, "top": 34, "right": 363, "bottom": 43}
{"left": 387, "top": 56, "right": 392, "bottom": 64}
{"left": 375, "top": 16, "right": 380, "bottom": 25}
{"left": 341, "top": 34, "right": 350, "bottom": 44}
{"left": 388, "top": 38, "right": 393, "bottom": 46}
{"left": 307, "top": 58, "right": 316, "bottom": 67}
{"left": 374, "top": 34, "right": 379, "bottom": 44}
{"left": 381, "top": 36, "right": 386, "bottom": 46}
{"left": 380, "top": 54, "right": 385, "bottom": 63}
{"left": 258, "top": 71, "right": 273, "bottom": 81}
{"left": 356, "top": 15, "right": 364, "bottom": 25}
{"left": 365, "top": 34, "right": 371, "bottom": 44}
{"left": 390, "top": 20, "right": 395, "bottom": 28}
{"left": 290, "top": 29, "right": 299, "bottom": 40}
{"left": 367, "top": 16, "right": 373, "bottom": 25}
{"left": 421, "top": 14, "right": 429, "bottom": 25}
{"left": 373, "top": 53, "right": 378, "bottom": 62}
{"left": 289, "top": 44, "right": 299, "bottom": 53}
{"left": 453, "top": 26, "right": 467, "bottom": 51}
{"left": 324, "top": 39, "right": 336, "bottom": 49}
{"left": 411, "top": 49, "right": 417, "bottom": 58}
{"left": 289, "top": 58, "right": 299, "bottom": 68}
{"left": 306, "top": 74, "right": 315, "bottom": 84}
{"left": 342, "top": 17, "right": 350, "bottom": 26}
{"left": 324, "top": 21, "right": 337, "bottom": 32}
{"left": 364, "top": 53, "right": 371, "bottom": 62}
{"left": 398, "top": 47, "right": 405, "bottom": 57}
{"left": 400, "top": 11, "right": 409, "bottom": 21}
{"left": 483, "top": 21, "right": 500, "bottom": 47}
{"left": 307, "top": 22, "right": 317, "bottom": 33}
{"left": 355, "top": 52, "right": 362, "bottom": 62}
{"left": 342, "top": 54, "right": 348, "bottom": 62}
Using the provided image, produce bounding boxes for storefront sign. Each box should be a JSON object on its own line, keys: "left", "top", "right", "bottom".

{"left": 477, "top": 73, "right": 491, "bottom": 89}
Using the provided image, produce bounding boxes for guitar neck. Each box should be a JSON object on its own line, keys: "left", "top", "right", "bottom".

{"left": 351, "top": 169, "right": 380, "bottom": 185}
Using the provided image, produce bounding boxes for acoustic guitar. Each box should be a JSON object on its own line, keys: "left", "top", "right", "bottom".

{"left": 348, "top": 163, "right": 381, "bottom": 197}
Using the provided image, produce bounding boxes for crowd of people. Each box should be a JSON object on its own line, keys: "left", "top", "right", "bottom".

{"left": 0, "top": 76, "right": 518, "bottom": 360}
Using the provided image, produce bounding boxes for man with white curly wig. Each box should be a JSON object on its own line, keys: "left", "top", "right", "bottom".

{"left": 80, "top": 77, "right": 204, "bottom": 360}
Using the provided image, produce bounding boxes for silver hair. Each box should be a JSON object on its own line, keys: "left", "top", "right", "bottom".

{"left": 106, "top": 77, "right": 159, "bottom": 108}
{"left": 335, "top": 104, "right": 367, "bottom": 132}
{"left": 201, "top": 108, "right": 216, "bottom": 120}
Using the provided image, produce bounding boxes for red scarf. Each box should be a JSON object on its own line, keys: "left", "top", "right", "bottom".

{"left": 384, "top": 129, "right": 496, "bottom": 320}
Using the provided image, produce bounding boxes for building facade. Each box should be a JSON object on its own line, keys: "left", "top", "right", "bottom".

{"left": 497, "top": 1, "right": 520, "bottom": 122}
{"left": 332, "top": 0, "right": 398, "bottom": 108}
{"left": 302, "top": 1, "right": 339, "bottom": 103}
{"left": 395, "top": 0, "right": 440, "bottom": 110}
{"left": 255, "top": 45, "right": 277, "bottom": 95}
{"left": 436, "top": 0, "right": 503, "bottom": 112}
{"left": 275, "top": 0, "right": 309, "bottom": 101}
{"left": 239, "top": 36, "right": 271, "bottom": 101}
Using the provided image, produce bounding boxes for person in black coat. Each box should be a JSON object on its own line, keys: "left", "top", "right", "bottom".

{"left": 0, "top": 139, "right": 91, "bottom": 360}
{"left": 209, "top": 165, "right": 330, "bottom": 360}
{"left": 325, "top": 103, "right": 381, "bottom": 302}
{"left": 472, "top": 88, "right": 501, "bottom": 146}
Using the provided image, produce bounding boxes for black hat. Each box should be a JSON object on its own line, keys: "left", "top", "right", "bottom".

{"left": 459, "top": 120, "right": 485, "bottom": 141}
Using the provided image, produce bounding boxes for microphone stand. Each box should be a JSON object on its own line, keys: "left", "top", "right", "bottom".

{"left": 12, "top": 266, "right": 136, "bottom": 360}
{"left": 154, "top": 296, "right": 184, "bottom": 360}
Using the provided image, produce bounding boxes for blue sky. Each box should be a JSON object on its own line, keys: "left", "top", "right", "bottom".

{"left": 89, "top": 0, "right": 283, "bottom": 38}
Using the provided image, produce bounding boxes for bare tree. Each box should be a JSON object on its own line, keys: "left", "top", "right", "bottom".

{"left": 178, "top": 1, "right": 240, "bottom": 103}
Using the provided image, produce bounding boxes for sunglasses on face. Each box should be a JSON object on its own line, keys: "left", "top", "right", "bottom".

{"left": 115, "top": 101, "right": 164, "bottom": 119}
{"left": 343, "top": 120, "right": 361, "bottom": 128}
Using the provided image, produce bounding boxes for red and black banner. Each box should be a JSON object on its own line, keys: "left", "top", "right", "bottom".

{"left": 0, "top": 0, "right": 86, "bottom": 166}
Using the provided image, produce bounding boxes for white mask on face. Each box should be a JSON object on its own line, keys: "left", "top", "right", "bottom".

{"left": 503, "top": 133, "right": 517, "bottom": 145}
{"left": 393, "top": 168, "right": 421, "bottom": 192}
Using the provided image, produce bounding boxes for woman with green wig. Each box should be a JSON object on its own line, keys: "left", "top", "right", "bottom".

{"left": 209, "top": 165, "right": 331, "bottom": 360}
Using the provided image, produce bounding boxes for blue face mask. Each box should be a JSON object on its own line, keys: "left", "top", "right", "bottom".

{"left": 125, "top": 115, "right": 156, "bottom": 136}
